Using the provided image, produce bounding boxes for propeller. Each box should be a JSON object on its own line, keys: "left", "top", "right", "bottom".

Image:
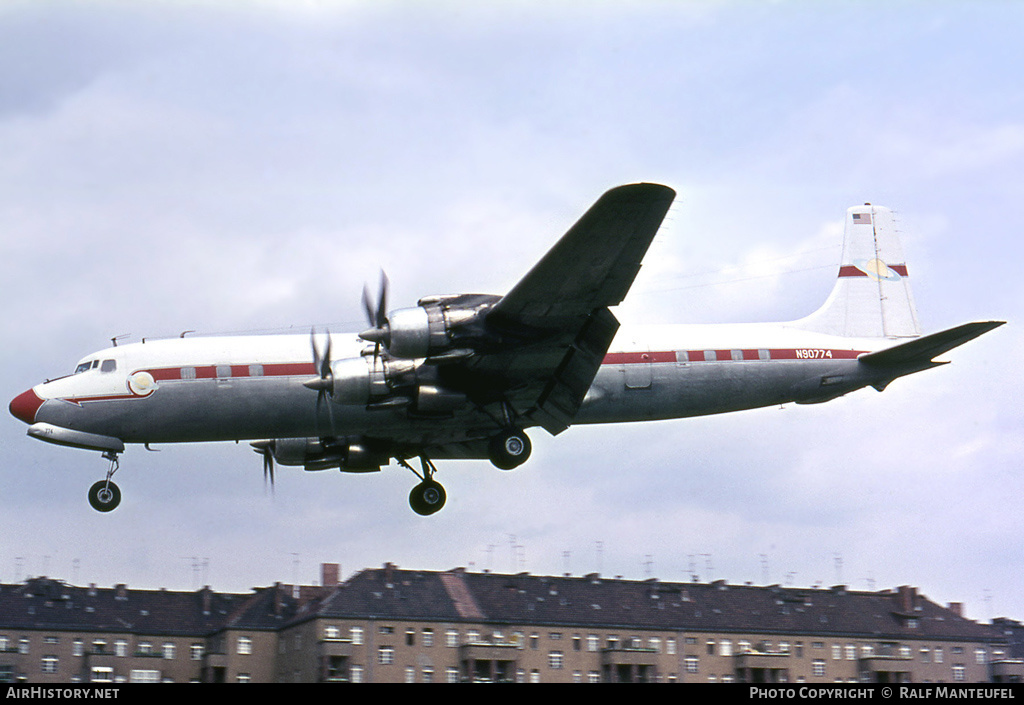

{"left": 251, "top": 441, "right": 275, "bottom": 492}
{"left": 303, "top": 328, "right": 336, "bottom": 435}
{"left": 359, "top": 270, "right": 390, "bottom": 349}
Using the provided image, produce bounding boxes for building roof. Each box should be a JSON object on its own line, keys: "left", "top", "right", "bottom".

{"left": 1, "top": 567, "right": 1008, "bottom": 645}
{"left": 308, "top": 565, "right": 1004, "bottom": 643}
{"left": 0, "top": 577, "right": 251, "bottom": 637}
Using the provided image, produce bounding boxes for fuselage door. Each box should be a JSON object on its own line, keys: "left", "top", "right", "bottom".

{"left": 623, "top": 341, "right": 652, "bottom": 390}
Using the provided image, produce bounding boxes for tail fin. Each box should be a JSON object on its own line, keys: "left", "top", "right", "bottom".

{"left": 796, "top": 204, "right": 921, "bottom": 339}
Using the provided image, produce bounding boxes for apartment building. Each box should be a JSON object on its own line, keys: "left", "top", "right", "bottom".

{"left": 1, "top": 563, "right": 1019, "bottom": 683}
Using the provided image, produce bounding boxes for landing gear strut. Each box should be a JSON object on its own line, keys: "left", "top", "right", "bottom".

{"left": 398, "top": 457, "right": 446, "bottom": 516}
{"left": 88, "top": 452, "right": 122, "bottom": 512}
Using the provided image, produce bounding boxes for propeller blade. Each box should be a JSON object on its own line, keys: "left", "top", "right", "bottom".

{"left": 375, "top": 270, "right": 389, "bottom": 328}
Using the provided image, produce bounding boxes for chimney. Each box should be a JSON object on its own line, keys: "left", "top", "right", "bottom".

{"left": 947, "top": 602, "right": 963, "bottom": 617}
{"left": 321, "top": 563, "right": 340, "bottom": 587}
{"left": 383, "top": 562, "right": 396, "bottom": 585}
{"left": 115, "top": 584, "right": 127, "bottom": 600}
{"left": 898, "top": 585, "right": 917, "bottom": 612}
{"left": 200, "top": 586, "right": 212, "bottom": 615}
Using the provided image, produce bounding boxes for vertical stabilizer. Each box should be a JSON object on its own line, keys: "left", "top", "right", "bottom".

{"left": 796, "top": 205, "right": 921, "bottom": 339}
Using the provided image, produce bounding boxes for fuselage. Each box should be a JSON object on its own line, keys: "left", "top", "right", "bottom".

{"left": 10, "top": 321, "right": 896, "bottom": 451}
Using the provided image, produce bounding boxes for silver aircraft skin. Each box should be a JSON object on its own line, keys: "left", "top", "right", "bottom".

{"left": 9, "top": 184, "right": 1003, "bottom": 514}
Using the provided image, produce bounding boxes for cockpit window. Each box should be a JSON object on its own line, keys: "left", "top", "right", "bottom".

{"left": 100, "top": 359, "right": 117, "bottom": 373}
{"left": 75, "top": 360, "right": 96, "bottom": 374}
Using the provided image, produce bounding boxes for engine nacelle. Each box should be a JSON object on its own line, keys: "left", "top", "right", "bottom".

{"left": 270, "top": 437, "right": 385, "bottom": 472}
{"left": 364, "top": 294, "right": 501, "bottom": 360}
{"left": 326, "top": 356, "right": 466, "bottom": 414}
{"left": 385, "top": 304, "right": 448, "bottom": 359}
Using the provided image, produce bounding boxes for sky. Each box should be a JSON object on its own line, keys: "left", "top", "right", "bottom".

{"left": 2, "top": 1, "right": 1022, "bottom": 624}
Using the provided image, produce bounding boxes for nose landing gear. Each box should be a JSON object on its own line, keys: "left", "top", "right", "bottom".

{"left": 88, "top": 452, "right": 122, "bottom": 512}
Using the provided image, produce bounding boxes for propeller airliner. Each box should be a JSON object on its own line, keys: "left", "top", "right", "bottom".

{"left": 9, "top": 184, "right": 1003, "bottom": 515}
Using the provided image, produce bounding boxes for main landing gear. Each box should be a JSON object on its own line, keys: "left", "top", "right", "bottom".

{"left": 398, "top": 457, "right": 447, "bottom": 516}
{"left": 88, "top": 451, "right": 122, "bottom": 513}
{"left": 488, "top": 428, "right": 532, "bottom": 470}
{"left": 398, "top": 428, "right": 532, "bottom": 516}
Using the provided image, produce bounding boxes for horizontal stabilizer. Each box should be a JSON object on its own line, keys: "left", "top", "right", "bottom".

{"left": 859, "top": 321, "right": 1005, "bottom": 367}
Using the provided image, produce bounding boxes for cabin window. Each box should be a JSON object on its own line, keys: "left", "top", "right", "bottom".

{"left": 675, "top": 351, "right": 689, "bottom": 363}
{"left": 704, "top": 350, "right": 716, "bottom": 362}
{"left": 759, "top": 349, "right": 770, "bottom": 361}
{"left": 216, "top": 365, "right": 232, "bottom": 379}
{"left": 100, "top": 359, "right": 117, "bottom": 373}
{"left": 75, "top": 361, "right": 96, "bottom": 374}
{"left": 181, "top": 367, "right": 196, "bottom": 380}
{"left": 731, "top": 349, "right": 743, "bottom": 361}
{"left": 248, "top": 364, "right": 263, "bottom": 377}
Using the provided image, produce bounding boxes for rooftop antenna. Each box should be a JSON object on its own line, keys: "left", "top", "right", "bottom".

{"left": 595, "top": 541, "right": 604, "bottom": 575}
{"left": 563, "top": 551, "right": 572, "bottom": 576}
{"left": 110, "top": 333, "right": 129, "bottom": 347}
{"left": 643, "top": 555, "right": 654, "bottom": 579}
{"left": 760, "top": 554, "right": 769, "bottom": 584}
{"left": 834, "top": 552, "right": 843, "bottom": 584}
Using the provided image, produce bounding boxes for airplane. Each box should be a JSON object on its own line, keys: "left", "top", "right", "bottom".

{"left": 9, "top": 183, "right": 1004, "bottom": 516}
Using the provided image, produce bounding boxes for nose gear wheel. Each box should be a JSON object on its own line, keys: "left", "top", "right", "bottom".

{"left": 88, "top": 452, "right": 122, "bottom": 512}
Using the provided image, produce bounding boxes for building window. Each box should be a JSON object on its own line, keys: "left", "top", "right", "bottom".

{"left": 685, "top": 656, "right": 699, "bottom": 674}
{"left": 649, "top": 637, "right": 661, "bottom": 653}
{"left": 422, "top": 629, "right": 434, "bottom": 647}
{"left": 19, "top": 638, "right": 30, "bottom": 655}
{"left": 812, "top": 660, "right": 826, "bottom": 677}
{"left": 549, "top": 651, "right": 564, "bottom": 669}
{"left": 163, "top": 643, "right": 175, "bottom": 660}
{"left": 378, "top": 646, "right": 394, "bottom": 665}
{"left": 587, "top": 635, "right": 599, "bottom": 652}
{"left": 406, "top": 629, "right": 415, "bottom": 647}
{"left": 446, "top": 667, "right": 459, "bottom": 683}
{"left": 237, "top": 636, "right": 252, "bottom": 655}
{"left": 572, "top": 635, "right": 581, "bottom": 651}
{"left": 667, "top": 637, "right": 676, "bottom": 655}
{"left": 588, "top": 671, "right": 600, "bottom": 683}
{"left": 952, "top": 665, "right": 965, "bottom": 681}
{"left": 91, "top": 667, "right": 113, "bottom": 683}
{"left": 114, "top": 640, "right": 127, "bottom": 657}
{"left": 422, "top": 668, "right": 433, "bottom": 683}
{"left": 351, "top": 626, "right": 364, "bottom": 645}
{"left": 41, "top": 656, "right": 58, "bottom": 674}
{"left": 324, "top": 625, "right": 340, "bottom": 639}
{"left": 921, "top": 648, "right": 930, "bottom": 663}
{"left": 446, "top": 629, "right": 459, "bottom": 647}
{"left": 831, "top": 644, "right": 842, "bottom": 660}
{"left": 404, "top": 666, "right": 415, "bottom": 683}
{"left": 237, "top": 673, "right": 251, "bottom": 683}
{"left": 934, "top": 647, "right": 943, "bottom": 663}
{"left": 845, "top": 644, "right": 856, "bottom": 660}
{"left": 350, "top": 666, "right": 363, "bottom": 684}
{"left": 73, "top": 639, "right": 83, "bottom": 657}
{"left": 975, "top": 648, "right": 987, "bottom": 664}
{"left": 720, "top": 639, "right": 732, "bottom": 656}
{"left": 190, "top": 644, "right": 204, "bottom": 661}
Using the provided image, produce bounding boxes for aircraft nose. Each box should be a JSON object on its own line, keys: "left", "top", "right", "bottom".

{"left": 10, "top": 389, "right": 44, "bottom": 425}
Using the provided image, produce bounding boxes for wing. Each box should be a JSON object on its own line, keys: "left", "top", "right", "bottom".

{"left": 469, "top": 183, "right": 676, "bottom": 434}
